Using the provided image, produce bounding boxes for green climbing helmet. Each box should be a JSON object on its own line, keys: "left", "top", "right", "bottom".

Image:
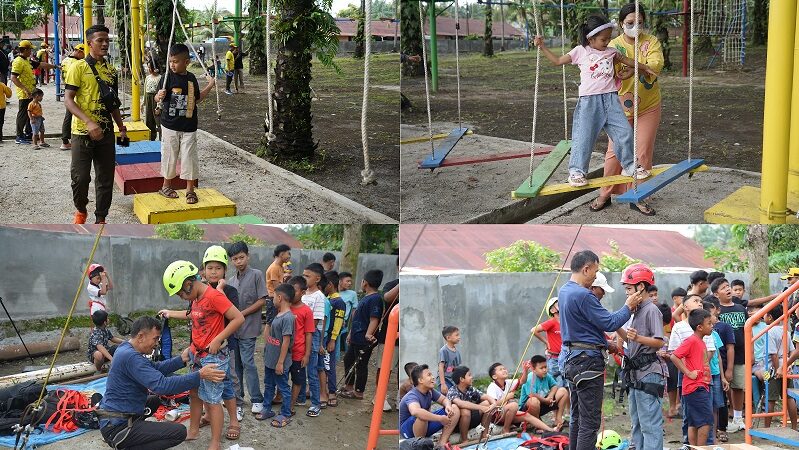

{"left": 163, "top": 260, "right": 199, "bottom": 296}
{"left": 596, "top": 430, "right": 623, "bottom": 450}
{"left": 203, "top": 245, "right": 229, "bottom": 268}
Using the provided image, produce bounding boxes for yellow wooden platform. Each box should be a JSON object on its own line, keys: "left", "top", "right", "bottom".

{"left": 704, "top": 185, "right": 799, "bottom": 223}
{"left": 116, "top": 120, "right": 150, "bottom": 142}
{"left": 133, "top": 188, "right": 237, "bottom": 224}
{"left": 532, "top": 164, "right": 709, "bottom": 197}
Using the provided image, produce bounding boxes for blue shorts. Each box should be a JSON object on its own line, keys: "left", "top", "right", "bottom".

{"left": 683, "top": 387, "right": 714, "bottom": 428}
{"left": 710, "top": 374, "right": 725, "bottom": 409}
{"left": 400, "top": 408, "right": 446, "bottom": 439}
{"left": 30, "top": 116, "right": 43, "bottom": 134}
{"left": 189, "top": 348, "right": 230, "bottom": 404}
{"left": 290, "top": 359, "right": 307, "bottom": 386}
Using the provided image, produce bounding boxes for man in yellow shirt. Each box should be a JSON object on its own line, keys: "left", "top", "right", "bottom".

{"left": 36, "top": 42, "right": 49, "bottom": 85}
{"left": 11, "top": 40, "right": 55, "bottom": 144}
{"left": 59, "top": 43, "right": 85, "bottom": 150}
{"left": 64, "top": 25, "right": 127, "bottom": 224}
{"left": 224, "top": 43, "right": 235, "bottom": 95}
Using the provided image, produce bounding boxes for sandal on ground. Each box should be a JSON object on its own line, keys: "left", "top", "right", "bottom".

{"left": 290, "top": 409, "right": 296, "bottom": 417}
{"left": 254, "top": 410, "right": 276, "bottom": 421}
{"left": 271, "top": 415, "right": 290, "bottom": 428}
{"left": 567, "top": 173, "right": 588, "bottom": 187}
{"left": 339, "top": 390, "right": 362, "bottom": 399}
{"left": 629, "top": 201, "right": 656, "bottom": 216}
{"left": 158, "top": 186, "right": 179, "bottom": 199}
{"left": 225, "top": 424, "right": 240, "bottom": 440}
{"left": 199, "top": 417, "right": 211, "bottom": 428}
{"left": 589, "top": 196, "right": 611, "bottom": 212}
{"left": 717, "top": 431, "right": 728, "bottom": 443}
{"left": 328, "top": 397, "right": 338, "bottom": 407}
{"left": 320, "top": 401, "right": 328, "bottom": 409}
{"left": 306, "top": 406, "right": 321, "bottom": 417}
{"left": 186, "top": 191, "right": 198, "bottom": 204}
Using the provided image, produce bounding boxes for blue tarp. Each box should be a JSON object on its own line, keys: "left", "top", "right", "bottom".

{"left": 0, "top": 378, "right": 108, "bottom": 449}
{"left": 460, "top": 436, "right": 527, "bottom": 450}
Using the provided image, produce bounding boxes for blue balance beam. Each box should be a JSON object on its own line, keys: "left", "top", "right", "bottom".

{"left": 615, "top": 158, "right": 705, "bottom": 203}
{"left": 418, "top": 127, "right": 469, "bottom": 170}
{"left": 116, "top": 140, "right": 161, "bottom": 165}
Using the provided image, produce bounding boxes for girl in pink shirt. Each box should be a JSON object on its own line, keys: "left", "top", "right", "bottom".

{"left": 535, "top": 15, "right": 656, "bottom": 188}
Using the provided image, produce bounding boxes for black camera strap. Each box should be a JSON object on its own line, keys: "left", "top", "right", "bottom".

{"left": 84, "top": 55, "right": 119, "bottom": 110}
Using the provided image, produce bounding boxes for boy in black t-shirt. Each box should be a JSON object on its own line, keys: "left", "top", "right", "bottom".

{"left": 712, "top": 277, "right": 747, "bottom": 433}
{"left": 154, "top": 44, "right": 214, "bottom": 205}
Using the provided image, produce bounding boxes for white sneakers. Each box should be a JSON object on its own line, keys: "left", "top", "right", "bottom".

{"left": 383, "top": 399, "right": 392, "bottom": 411}
{"left": 251, "top": 403, "right": 263, "bottom": 414}
{"left": 726, "top": 417, "right": 745, "bottom": 432}
{"left": 621, "top": 166, "right": 651, "bottom": 180}
{"left": 236, "top": 406, "right": 243, "bottom": 421}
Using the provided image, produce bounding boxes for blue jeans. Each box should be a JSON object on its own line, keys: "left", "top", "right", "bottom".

{"left": 189, "top": 349, "right": 229, "bottom": 404}
{"left": 325, "top": 338, "right": 337, "bottom": 394}
{"left": 306, "top": 329, "right": 322, "bottom": 408}
{"left": 547, "top": 355, "right": 564, "bottom": 387}
{"left": 235, "top": 337, "right": 263, "bottom": 404}
{"left": 263, "top": 366, "right": 292, "bottom": 418}
{"left": 628, "top": 373, "right": 665, "bottom": 450}
{"left": 570, "top": 92, "right": 635, "bottom": 176}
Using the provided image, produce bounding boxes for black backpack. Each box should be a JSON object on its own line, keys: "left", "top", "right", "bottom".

{"left": 0, "top": 381, "right": 44, "bottom": 418}
{"left": 399, "top": 437, "right": 435, "bottom": 450}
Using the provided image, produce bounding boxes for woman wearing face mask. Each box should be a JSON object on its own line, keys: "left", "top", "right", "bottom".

{"left": 590, "top": 3, "right": 664, "bottom": 216}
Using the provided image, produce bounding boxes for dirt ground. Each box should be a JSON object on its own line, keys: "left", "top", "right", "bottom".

{"left": 0, "top": 326, "right": 399, "bottom": 449}
{"left": 196, "top": 54, "right": 400, "bottom": 220}
{"left": 400, "top": 43, "right": 767, "bottom": 223}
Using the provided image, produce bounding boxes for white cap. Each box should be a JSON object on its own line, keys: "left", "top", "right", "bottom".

{"left": 592, "top": 272, "right": 615, "bottom": 293}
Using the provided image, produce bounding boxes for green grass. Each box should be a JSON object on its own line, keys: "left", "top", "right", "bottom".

{"left": 0, "top": 310, "right": 165, "bottom": 337}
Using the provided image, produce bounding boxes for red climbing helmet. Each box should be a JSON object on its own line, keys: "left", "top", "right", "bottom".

{"left": 87, "top": 264, "right": 104, "bottom": 276}
{"left": 621, "top": 263, "right": 655, "bottom": 286}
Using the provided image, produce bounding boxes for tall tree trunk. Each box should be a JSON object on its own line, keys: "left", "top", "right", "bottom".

{"left": 652, "top": 0, "right": 672, "bottom": 70}
{"left": 340, "top": 224, "right": 362, "bottom": 279}
{"left": 266, "top": 0, "right": 317, "bottom": 159}
{"left": 95, "top": 0, "right": 105, "bottom": 25}
{"left": 400, "top": 0, "right": 422, "bottom": 76}
{"left": 483, "top": 3, "right": 493, "bottom": 57}
{"left": 752, "top": 0, "right": 768, "bottom": 45}
{"left": 153, "top": 0, "right": 186, "bottom": 73}
{"left": 746, "top": 225, "right": 770, "bottom": 299}
{"left": 248, "top": 0, "right": 268, "bottom": 75}
{"left": 354, "top": 0, "right": 365, "bottom": 58}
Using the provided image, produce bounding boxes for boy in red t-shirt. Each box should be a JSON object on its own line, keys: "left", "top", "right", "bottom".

{"left": 670, "top": 308, "right": 714, "bottom": 446}
{"left": 531, "top": 297, "right": 563, "bottom": 385}
{"left": 160, "top": 260, "right": 244, "bottom": 450}
{"left": 288, "top": 275, "right": 313, "bottom": 413}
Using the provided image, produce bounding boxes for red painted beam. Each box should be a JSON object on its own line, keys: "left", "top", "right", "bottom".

{"left": 419, "top": 146, "right": 554, "bottom": 168}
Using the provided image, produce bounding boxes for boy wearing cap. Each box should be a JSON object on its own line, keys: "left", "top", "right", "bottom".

{"left": 532, "top": 297, "right": 564, "bottom": 386}
{"left": 87, "top": 263, "right": 113, "bottom": 316}
{"left": 59, "top": 43, "right": 85, "bottom": 150}
{"left": 11, "top": 39, "right": 55, "bottom": 144}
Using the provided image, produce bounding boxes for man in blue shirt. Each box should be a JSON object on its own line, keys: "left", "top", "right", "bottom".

{"left": 558, "top": 250, "right": 644, "bottom": 450}
{"left": 99, "top": 316, "right": 225, "bottom": 450}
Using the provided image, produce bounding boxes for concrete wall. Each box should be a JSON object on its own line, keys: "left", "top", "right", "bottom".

{"left": 401, "top": 272, "right": 790, "bottom": 378}
{"left": 0, "top": 227, "right": 397, "bottom": 319}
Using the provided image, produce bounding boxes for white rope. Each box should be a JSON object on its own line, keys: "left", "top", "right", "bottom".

{"left": 210, "top": 0, "right": 222, "bottom": 119}
{"left": 418, "top": 0, "right": 434, "bottom": 157}
{"left": 559, "top": 0, "right": 567, "bottom": 140}
{"left": 527, "top": 0, "right": 542, "bottom": 185}
{"left": 632, "top": 0, "right": 639, "bottom": 191}
{"left": 454, "top": 0, "right": 462, "bottom": 129}
{"left": 688, "top": 0, "right": 694, "bottom": 161}
{"left": 360, "top": 0, "right": 375, "bottom": 184}
{"left": 265, "top": 0, "right": 274, "bottom": 137}
{"left": 161, "top": 5, "right": 176, "bottom": 91}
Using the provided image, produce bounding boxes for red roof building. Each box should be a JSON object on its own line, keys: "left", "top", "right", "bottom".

{"left": 426, "top": 17, "right": 524, "bottom": 38}
{"left": 400, "top": 224, "right": 710, "bottom": 272}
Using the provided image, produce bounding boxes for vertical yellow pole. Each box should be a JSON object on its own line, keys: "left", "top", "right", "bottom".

{"left": 131, "top": 0, "right": 141, "bottom": 122}
{"left": 790, "top": 0, "right": 799, "bottom": 199}
{"left": 83, "top": 0, "right": 91, "bottom": 43}
{"left": 761, "top": 0, "right": 797, "bottom": 223}
{"left": 139, "top": 2, "right": 146, "bottom": 62}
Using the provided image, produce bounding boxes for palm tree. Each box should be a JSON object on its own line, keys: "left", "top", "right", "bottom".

{"left": 355, "top": 0, "right": 365, "bottom": 58}
{"left": 152, "top": 0, "right": 188, "bottom": 72}
{"left": 248, "top": 0, "right": 268, "bottom": 74}
{"left": 265, "top": 0, "right": 339, "bottom": 160}
{"left": 400, "top": 0, "right": 423, "bottom": 76}
{"left": 484, "top": 1, "right": 493, "bottom": 56}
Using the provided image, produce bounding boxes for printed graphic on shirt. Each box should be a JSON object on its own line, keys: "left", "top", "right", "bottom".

{"left": 167, "top": 86, "right": 193, "bottom": 119}
{"left": 588, "top": 54, "right": 614, "bottom": 80}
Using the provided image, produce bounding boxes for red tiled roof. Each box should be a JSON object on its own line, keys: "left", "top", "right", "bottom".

{"left": 335, "top": 18, "right": 399, "bottom": 38}
{"left": 399, "top": 224, "right": 710, "bottom": 271}
{"left": 426, "top": 17, "right": 524, "bottom": 38}
{"left": 5, "top": 224, "right": 302, "bottom": 248}
{"left": 16, "top": 15, "right": 114, "bottom": 41}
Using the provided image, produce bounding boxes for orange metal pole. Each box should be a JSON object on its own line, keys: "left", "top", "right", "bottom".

{"left": 745, "top": 279, "right": 799, "bottom": 443}
{"left": 366, "top": 304, "right": 399, "bottom": 450}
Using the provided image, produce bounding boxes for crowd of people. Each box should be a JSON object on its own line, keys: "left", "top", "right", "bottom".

{"left": 84, "top": 244, "right": 399, "bottom": 450}
{"left": 399, "top": 252, "right": 799, "bottom": 450}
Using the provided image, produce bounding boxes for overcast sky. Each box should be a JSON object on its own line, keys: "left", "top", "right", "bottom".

{"left": 192, "top": 0, "right": 354, "bottom": 17}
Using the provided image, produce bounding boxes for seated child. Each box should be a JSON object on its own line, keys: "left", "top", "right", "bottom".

{"left": 446, "top": 365, "right": 497, "bottom": 443}
{"left": 519, "top": 355, "right": 569, "bottom": 430}
{"left": 400, "top": 361, "right": 418, "bottom": 400}
{"left": 485, "top": 362, "right": 556, "bottom": 433}
{"left": 87, "top": 310, "right": 123, "bottom": 372}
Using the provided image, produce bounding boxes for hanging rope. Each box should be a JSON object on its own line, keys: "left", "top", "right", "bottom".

{"left": 210, "top": 0, "right": 222, "bottom": 120}
{"left": 559, "top": 0, "right": 567, "bottom": 140}
{"left": 160, "top": 4, "right": 177, "bottom": 91}
{"left": 454, "top": 0, "right": 462, "bottom": 130}
{"left": 632, "top": 0, "right": 640, "bottom": 192}
{"left": 688, "top": 0, "right": 694, "bottom": 161}
{"left": 264, "top": 0, "right": 274, "bottom": 137}
{"left": 360, "top": 0, "right": 376, "bottom": 185}
{"left": 526, "top": 0, "right": 542, "bottom": 187}
{"left": 418, "top": 0, "right": 435, "bottom": 158}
